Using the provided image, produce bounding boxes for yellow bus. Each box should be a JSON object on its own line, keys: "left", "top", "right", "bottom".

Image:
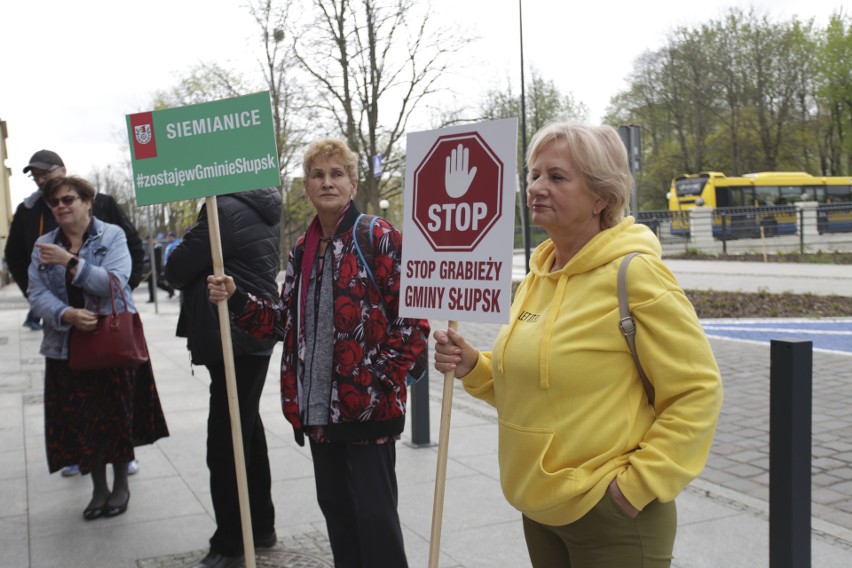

{"left": 668, "top": 171, "right": 852, "bottom": 238}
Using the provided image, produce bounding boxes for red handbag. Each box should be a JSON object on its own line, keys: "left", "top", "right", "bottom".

{"left": 68, "top": 273, "right": 150, "bottom": 371}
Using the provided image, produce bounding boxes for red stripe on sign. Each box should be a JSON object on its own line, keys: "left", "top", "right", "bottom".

{"left": 129, "top": 112, "right": 158, "bottom": 159}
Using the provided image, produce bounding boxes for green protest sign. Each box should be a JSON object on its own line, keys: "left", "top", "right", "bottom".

{"left": 126, "top": 91, "right": 280, "bottom": 205}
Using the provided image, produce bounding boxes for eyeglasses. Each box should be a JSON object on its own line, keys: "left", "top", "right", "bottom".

{"left": 29, "top": 166, "right": 59, "bottom": 181}
{"left": 46, "top": 195, "right": 80, "bottom": 208}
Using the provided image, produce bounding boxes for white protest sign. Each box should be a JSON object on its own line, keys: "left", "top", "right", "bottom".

{"left": 400, "top": 118, "right": 518, "bottom": 324}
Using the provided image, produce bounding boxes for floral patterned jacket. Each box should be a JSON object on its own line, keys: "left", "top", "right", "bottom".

{"left": 229, "top": 204, "right": 430, "bottom": 446}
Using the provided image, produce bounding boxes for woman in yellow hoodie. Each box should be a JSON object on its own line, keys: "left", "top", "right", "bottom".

{"left": 434, "top": 121, "right": 722, "bottom": 567}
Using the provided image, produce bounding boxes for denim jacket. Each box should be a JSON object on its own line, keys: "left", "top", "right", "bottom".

{"left": 27, "top": 217, "right": 135, "bottom": 360}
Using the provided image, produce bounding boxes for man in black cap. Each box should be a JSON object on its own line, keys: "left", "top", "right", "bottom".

{"left": 6, "top": 151, "right": 63, "bottom": 329}
{"left": 5, "top": 150, "right": 146, "bottom": 315}
{"left": 4, "top": 150, "right": 146, "bottom": 475}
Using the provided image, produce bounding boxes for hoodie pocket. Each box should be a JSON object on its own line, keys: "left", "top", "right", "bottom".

{"left": 498, "top": 420, "right": 585, "bottom": 513}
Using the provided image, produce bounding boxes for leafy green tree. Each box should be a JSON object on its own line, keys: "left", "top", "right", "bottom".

{"left": 816, "top": 12, "right": 852, "bottom": 174}
{"left": 605, "top": 7, "right": 851, "bottom": 210}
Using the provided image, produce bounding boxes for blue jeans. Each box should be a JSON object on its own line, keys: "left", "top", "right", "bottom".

{"left": 25, "top": 309, "right": 41, "bottom": 327}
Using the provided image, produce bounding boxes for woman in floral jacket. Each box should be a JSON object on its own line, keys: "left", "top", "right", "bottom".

{"left": 208, "top": 138, "right": 429, "bottom": 568}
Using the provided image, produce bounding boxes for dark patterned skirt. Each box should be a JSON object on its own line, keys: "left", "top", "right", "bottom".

{"left": 44, "top": 358, "right": 169, "bottom": 474}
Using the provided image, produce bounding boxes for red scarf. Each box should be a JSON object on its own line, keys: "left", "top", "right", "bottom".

{"left": 298, "top": 203, "right": 351, "bottom": 322}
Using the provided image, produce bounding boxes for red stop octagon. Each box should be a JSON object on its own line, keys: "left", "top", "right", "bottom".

{"left": 412, "top": 132, "right": 503, "bottom": 252}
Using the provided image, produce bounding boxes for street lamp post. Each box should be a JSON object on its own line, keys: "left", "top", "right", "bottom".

{"left": 519, "top": 0, "right": 532, "bottom": 274}
{"left": 379, "top": 198, "right": 390, "bottom": 220}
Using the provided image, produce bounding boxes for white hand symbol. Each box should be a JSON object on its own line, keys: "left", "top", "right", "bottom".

{"left": 445, "top": 143, "right": 478, "bottom": 198}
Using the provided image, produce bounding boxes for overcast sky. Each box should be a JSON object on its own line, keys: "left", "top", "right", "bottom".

{"left": 1, "top": 0, "right": 845, "bottom": 208}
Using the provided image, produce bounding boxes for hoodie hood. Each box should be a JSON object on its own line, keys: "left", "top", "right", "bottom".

{"left": 230, "top": 187, "right": 282, "bottom": 226}
{"left": 23, "top": 189, "right": 45, "bottom": 209}
{"left": 528, "top": 217, "right": 661, "bottom": 278}
{"left": 503, "top": 217, "right": 661, "bottom": 386}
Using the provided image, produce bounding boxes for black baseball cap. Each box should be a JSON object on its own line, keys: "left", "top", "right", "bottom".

{"left": 23, "top": 150, "right": 64, "bottom": 173}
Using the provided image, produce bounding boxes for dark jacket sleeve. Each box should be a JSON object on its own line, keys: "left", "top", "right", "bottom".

{"left": 164, "top": 206, "right": 212, "bottom": 290}
{"left": 4, "top": 203, "right": 31, "bottom": 296}
{"left": 166, "top": 199, "right": 279, "bottom": 365}
{"left": 165, "top": 202, "right": 241, "bottom": 286}
{"left": 92, "top": 194, "right": 145, "bottom": 290}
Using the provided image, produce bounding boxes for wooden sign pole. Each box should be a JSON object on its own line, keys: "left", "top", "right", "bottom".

{"left": 428, "top": 320, "right": 459, "bottom": 568}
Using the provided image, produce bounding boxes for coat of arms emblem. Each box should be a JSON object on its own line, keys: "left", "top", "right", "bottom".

{"left": 134, "top": 124, "right": 152, "bottom": 145}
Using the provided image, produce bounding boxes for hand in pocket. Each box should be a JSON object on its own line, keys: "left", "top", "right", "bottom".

{"left": 608, "top": 479, "right": 640, "bottom": 519}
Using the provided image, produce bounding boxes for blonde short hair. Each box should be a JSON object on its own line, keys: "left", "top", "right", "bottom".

{"left": 302, "top": 138, "right": 359, "bottom": 182}
{"left": 526, "top": 121, "right": 631, "bottom": 229}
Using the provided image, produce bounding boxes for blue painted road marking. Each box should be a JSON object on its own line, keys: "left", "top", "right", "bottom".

{"left": 701, "top": 318, "right": 852, "bottom": 355}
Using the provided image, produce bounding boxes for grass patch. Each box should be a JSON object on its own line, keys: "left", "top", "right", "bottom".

{"left": 686, "top": 290, "right": 852, "bottom": 318}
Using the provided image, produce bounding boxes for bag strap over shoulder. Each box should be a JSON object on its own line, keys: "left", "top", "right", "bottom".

{"left": 618, "top": 252, "right": 655, "bottom": 407}
{"left": 351, "top": 213, "right": 428, "bottom": 387}
{"left": 352, "top": 213, "right": 382, "bottom": 295}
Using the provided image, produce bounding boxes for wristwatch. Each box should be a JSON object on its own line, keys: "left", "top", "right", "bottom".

{"left": 66, "top": 256, "right": 79, "bottom": 270}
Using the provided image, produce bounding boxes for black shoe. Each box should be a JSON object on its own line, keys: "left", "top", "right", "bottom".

{"left": 186, "top": 551, "right": 245, "bottom": 568}
{"left": 83, "top": 503, "right": 105, "bottom": 521}
{"left": 103, "top": 491, "right": 130, "bottom": 518}
{"left": 255, "top": 531, "right": 278, "bottom": 549}
{"left": 83, "top": 496, "right": 108, "bottom": 521}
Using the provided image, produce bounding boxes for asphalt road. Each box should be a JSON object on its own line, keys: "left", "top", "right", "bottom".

{"left": 509, "top": 254, "right": 852, "bottom": 354}
{"left": 512, "top": 254, "right": 852, "bottom": 296}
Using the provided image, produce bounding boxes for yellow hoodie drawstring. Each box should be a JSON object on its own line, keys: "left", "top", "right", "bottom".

{"left": 498, "top": 283, "right": 526, "bottom": 378}
{"left": 538, "top": 274, "right": 568, "bottom": 389}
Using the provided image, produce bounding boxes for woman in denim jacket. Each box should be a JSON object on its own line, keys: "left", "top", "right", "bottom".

{"left": 28, "top": 176, "right": 168, "bottom": 521}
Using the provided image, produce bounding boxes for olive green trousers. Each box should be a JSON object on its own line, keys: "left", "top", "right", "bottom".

{"left": 522, "top": 491, "right": 677, "bottom": 568}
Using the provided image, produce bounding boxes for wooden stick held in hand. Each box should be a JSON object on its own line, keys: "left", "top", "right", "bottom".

{"left": 429, "top": 320, "right": 459, "bottom": 567}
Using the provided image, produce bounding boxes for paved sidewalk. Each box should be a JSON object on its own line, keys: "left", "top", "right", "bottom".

{"left": 1, "top": 263, "right": 852, "bottom": 567}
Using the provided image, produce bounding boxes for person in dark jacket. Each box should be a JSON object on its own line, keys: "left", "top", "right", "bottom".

{"left": 144, "top": 234, "right": 175, "bottom": 303}
{"left": 166, "top": 188, "right": 281, "bottom": 568}
{"left": 5, "top": 150, "right": 146, "bottom": 331}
